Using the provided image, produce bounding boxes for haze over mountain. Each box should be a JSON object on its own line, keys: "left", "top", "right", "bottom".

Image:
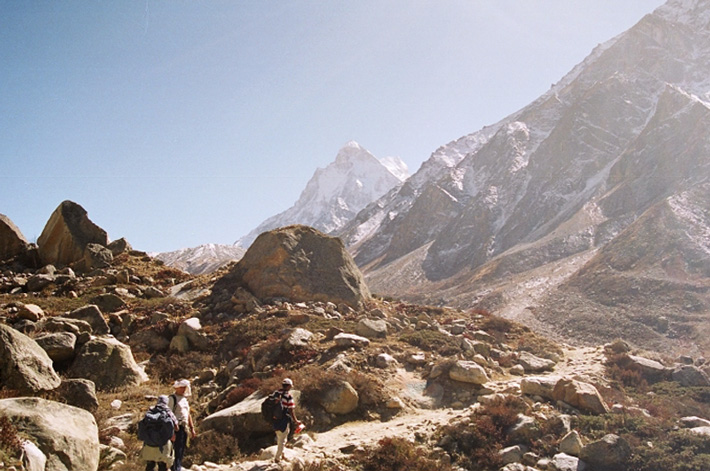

{"left": 235, "top": 141, "right": 409, "bottom": 249}
{"left": 337, "top": 0, "right": 710, "bottom": 356}
{"left": 157, "top": 142, "right": 408, "bottom": 274}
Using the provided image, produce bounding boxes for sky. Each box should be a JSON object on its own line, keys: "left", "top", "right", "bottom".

{"left": 0, "top": 0, "right": 667, "bottom": 253}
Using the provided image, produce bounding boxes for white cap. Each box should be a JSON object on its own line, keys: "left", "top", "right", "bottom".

{"left": 282, "top": 378, "right": 293, "bottom": 386}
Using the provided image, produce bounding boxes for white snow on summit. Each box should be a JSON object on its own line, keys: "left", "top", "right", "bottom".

{"left": 235, "top": 141, "right": 409, "bottom": 249}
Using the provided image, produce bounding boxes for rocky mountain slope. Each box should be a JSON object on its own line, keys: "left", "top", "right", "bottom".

{"left": 153, "top": 244, "right": 246, "bottom": 275}
{"left": 235, "top": 141, "right": 409, "bottom": 250}
{"left": 338, "top": 0, "right": 710, "bottom": 358}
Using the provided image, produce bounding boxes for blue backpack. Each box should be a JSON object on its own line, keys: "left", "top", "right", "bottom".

{"left": 138, "top": 406, "right": 174, "bottom": 447}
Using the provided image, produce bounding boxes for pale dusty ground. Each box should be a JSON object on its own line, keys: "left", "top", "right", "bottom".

{"left": 187, "top": 345, "right": 607, "bottom": 471}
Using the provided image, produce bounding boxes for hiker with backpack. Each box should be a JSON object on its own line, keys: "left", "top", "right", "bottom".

{"left": 138, "top": 395, "right": 179, "bottom": 471}
{"left": 270, "top": 378, "right": 302, "bottom": 463}
{"left": 168, "top": 379, "right": 197, "bottom": 471}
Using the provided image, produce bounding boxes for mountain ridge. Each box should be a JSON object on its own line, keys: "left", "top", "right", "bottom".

{"left": 336, "top": 0, "right": 710, "bottom": 357}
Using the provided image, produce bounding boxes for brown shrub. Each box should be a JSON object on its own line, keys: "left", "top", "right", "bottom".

{"left": 437, "top": 395, "right": 525, "bottom": 470}
{"left": 358, "top": 436, "right": 452, "bottom": 471}
{"left": 185, "top": 429, "right": 242, "bottom": 466}
{"left": 145, "top": 352, "right": 215, "bottom": 383}
{"left": 220, "top": 377, "right": 262, "bottom": 409}
{"left": 605, "top": 353, "right": 649, "bottom": 391}
{"left": 0, "top": 415, "right": 23, "bottom": 464}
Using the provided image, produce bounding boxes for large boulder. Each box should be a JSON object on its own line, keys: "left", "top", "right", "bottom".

{"left": 37, "top": 200, "right": 109, "bottom": 268}
{"left": 216, "top": 225, "right": 371, "bottom": 308}
{"left": 624, "top": 355, "right": 670, "bottom": 382}
{"left": 67, "top": 337, "right": 148, "bottom": 390}
{"left": 356, "top": 318, "right": 388, "bottom": 339}
{"left": 579, "top": 434, "right": 630, "bottom": 470}
{"left": 66, "top": 304, "right": 110, "bottom": 335}
{"left": 448, "top": 360, "right": 490, "bottom": 385}
{"left": 34, "top": 332, "right": 77, "bottom": 363}
{"left": 201, "top": 390, "right": 300, "bottom": 435}
{"left": 0, "top": 397, "right": 100, "bottom": 471}
{"left": 0, "top": 324, "right": 61, "bottom": 393}
{"left": 176, "top": 317, "right": 210, "bottom": 351}
{"left": 56, "top": 378, "right": 100, "bottom": 412}
{"left": 0, "top": 213, "right": 29, "bottom": 261}
{"left": 321, "top": 381, "right": 359, "bottom": 414}
{"left": 517, "top": 351, "right": 556, "bottom": 373}
{"left": 553, "top": 379, "right": 610, "bottom": 415}
{"left": 520, "top": 376, "right": 562, "bottom": 400}
{"left": 672, "top": 365, "right": 710, "bottom": 387}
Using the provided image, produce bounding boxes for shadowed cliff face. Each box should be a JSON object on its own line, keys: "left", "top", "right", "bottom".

{"left": 336, "top": 1, "right": 710, "bottom": 356}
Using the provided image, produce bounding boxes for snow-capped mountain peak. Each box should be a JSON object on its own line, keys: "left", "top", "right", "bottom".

{"left": 235, "top": 141, "right": 409, "bottom": 249}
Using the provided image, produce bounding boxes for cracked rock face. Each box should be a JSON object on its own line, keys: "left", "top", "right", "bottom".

{"left": 0, "top": 213, "right": 29, "bottom": 262}
{"left": 214, "top": 225, "right": 371, "bottom": 309}
{"left": 37, "top": 200, "right": 108, "bottom": 268}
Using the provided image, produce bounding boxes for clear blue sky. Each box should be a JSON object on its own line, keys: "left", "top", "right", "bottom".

{"left": 0, "top": 1, "right": 665, "bottom": 253}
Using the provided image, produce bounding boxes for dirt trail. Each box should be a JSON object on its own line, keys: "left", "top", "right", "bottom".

{"left": 190, "top": 345, "right": 607, "bottom": 471}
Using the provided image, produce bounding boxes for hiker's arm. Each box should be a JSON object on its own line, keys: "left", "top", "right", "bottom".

{"left": 188, "top": 413, "right": 197, "bottom": 438}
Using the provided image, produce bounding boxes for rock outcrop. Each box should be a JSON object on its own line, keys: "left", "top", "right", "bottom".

{"left": 0, "top": 213, "right": 29, "bottom": 262}
{"left": 67, "top": 337, "right": 148, "bottom": 390}
{"left": 37, "top": 200, "right": 108, "bottom": 268}
{"left": 213, "top": 225, "right": 371, "bottom": 309}
{"left": 0, "top": 323, "right": 61, "bottom": 393}
{"left": 0, "top": 397, "right": 100, "bottom": 471}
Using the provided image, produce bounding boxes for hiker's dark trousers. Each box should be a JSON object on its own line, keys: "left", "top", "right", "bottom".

{"left": 146, "top": 462, "right": 167, "bottom": 471}
{"left": 171, "top": 426, "right": 188, "bottom": 471}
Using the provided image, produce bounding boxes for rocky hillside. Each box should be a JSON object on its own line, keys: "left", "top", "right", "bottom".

{"left": 337, "top": 0, "right": 710, "bottom": 359}
{"left": 2, "top": 202, "right": 710, "bottom": 471}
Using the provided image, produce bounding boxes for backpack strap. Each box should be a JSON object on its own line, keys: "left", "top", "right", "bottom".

{"left": 169, "top": 394, "right": 177, "bottom": 414}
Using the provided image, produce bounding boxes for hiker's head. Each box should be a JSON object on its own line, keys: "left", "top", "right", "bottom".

{"left": 157, "top": 395, "right": 170, "bottom": 407}
{"left": 173, "top": 379, "right": 192, "bottom": 397}
{"left": 282, "top": 378, "right": 293, "bottom": 390}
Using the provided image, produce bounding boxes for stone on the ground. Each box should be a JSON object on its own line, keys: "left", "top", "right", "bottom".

{"left": 680, "top": 416, "right": 710, "bottom": 428}
{"left": 321, "top": 381, "right": 359, "bottom": 414}
{"left": 67, "top": 337, "right": 148, "bottom": 390}
{"left": 67, "top": 304, "right": 110, "bottom": 335}
{"left": 552, "top": 378, "right": 609, "bottom": 415}
{"left": 520, "top": 376, "right": 561, "bottom": 400}
{"left": 559, "top": 430, "right": 583, "bottom": 456}
{"left": 356, "top": 318, "right": 388, "bottom": 339}
{"left": 57, "top": 378, "right": 100, "bottom": 412}
{"left": 283, "top": 328, "right": 314, "bottom": 351}
{"left": 550, "top": 452, "right": 586, "bottom": 471}
{"left": 17, "top": 303, "right": 45, "bottom": 322}
{"left": 334, "top": 333, "right": 370, "bottom": 348}
{"left": 34, "top": 332, "right": 77, "bottom": 363}
{"left": 0, "top": 323, "right": 61, "bottom": 393}
{"left": 579, "top": 434, "right": 630, "bottom": 469}
{"left": 448, "top": 360, "right": 489, "bottom": 385}
{"left": 0, "top": 397, "right": 100, "bottom": 471}
{"left": 672, "top": 365, "right": 710, "bottom": 387}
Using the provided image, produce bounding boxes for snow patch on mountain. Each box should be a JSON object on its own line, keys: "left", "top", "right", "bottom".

{"left": 154, "top": 244, "right": 245, "bottom": 275}
{"left": 235, "top": 141, "right": 409, "bottom": 249}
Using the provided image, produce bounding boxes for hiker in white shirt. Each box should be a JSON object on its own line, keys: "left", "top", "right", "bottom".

{"left": 168, "top": 379, "right": 197, "bottom": 471}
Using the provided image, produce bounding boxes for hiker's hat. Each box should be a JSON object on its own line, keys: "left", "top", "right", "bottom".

{"left": 282, "top": 378, "right": 293, "bottom": 387}
{"left": 173, "top": 379, "right": 192, "bottom": 396}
